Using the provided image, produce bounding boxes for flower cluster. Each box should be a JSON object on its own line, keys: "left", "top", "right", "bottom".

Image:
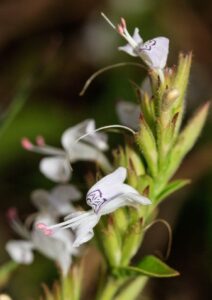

{"left": 4, "top": 13, "right": 209, "bottom": 300}
{"left": 6, "top": 185, "right": 81, "bottom": 276}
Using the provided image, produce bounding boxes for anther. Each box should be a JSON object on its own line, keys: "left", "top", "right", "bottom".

{"left": 21, "top": 138, "right": 33, "bottom": 150}
{"left": 36, "top": 135, "right": 45, "bottom": 146}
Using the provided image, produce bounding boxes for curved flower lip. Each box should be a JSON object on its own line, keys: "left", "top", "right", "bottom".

{"left": 39, "top": 156, "right": 72, "bottom": 183}
{"left": 86, "top": 167, "right": 151, "bottom": 214}
{"left": 36, "top": 167, "right": 151, "bottom": 247}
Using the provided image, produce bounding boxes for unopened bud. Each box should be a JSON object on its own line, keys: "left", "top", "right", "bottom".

{"left": 36, "top": 135, "right": 45, "bottom": 146}
{"left": 117, "top": 24, "right": 124, "bottom": 35}
{"left": 6, "top": 207, "right": 17, "bottom": 221}
{"left": 162, "top": 88, "right": 180, "bottom": 111}
{"left": 120, "top": 17, "right": 126, "bottom": 29}
{"left": 21, "top": 137, "right": 33, "bottom": 150}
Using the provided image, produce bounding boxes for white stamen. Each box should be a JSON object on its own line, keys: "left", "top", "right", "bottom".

{"left": 101, "top": 12, "right": 116, "bottom": 30}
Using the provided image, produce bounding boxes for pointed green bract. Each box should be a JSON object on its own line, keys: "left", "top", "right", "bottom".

{"left": 155, "top": 179, "right": 191, "bottom": 204}
{"left": 0, "top": 261, "right": 18, "bottom": 289}
{"left": 116, "top": 255, "right": 179, "bottom": 278}
{"left": 96, "top": 217, "right": 122, "bottom": 267}
{"left": 166, "top": 102, "right": 210, "bottom": 180}
{"left": 120, "top": 219, "right": 144, "bottom": 266}
{"left": 172, "top": 53, "right": 192, "bottom": 139}
{"left": 41, "top": 264, "right": 83, "bottom": 300}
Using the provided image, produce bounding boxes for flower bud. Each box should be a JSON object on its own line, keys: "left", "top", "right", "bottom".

{"left": 162, "top": 88, "right": 180, "bottom": 111}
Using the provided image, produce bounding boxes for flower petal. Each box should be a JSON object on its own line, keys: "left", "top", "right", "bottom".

{"left": 50, "top": 185, "right": 82, "bottom": 215}
{"left": 87, "top": 167, "right": 126, "bottom": 196}
{"left": 99, "top": 192, "right": 151, "bottom": 215}
{"left": 71, "top": 212, "right": 100, "bottom": 247}
{"left": 87, "top": 167, "right": 151, "bottom": 213}
{"left": 86, "top": 167, "right": 128, "bottom": 212}
{"left": 137, "top": 37, "right": 169, "bottom": 69}
{"left": 62, "top": 119, "right": 108, "bottom": 151}
{"left": 132, "top": 28, "right": 143, "bottom": 44}
{"left": 67, "top": 143, "right": 112, "bottom": 172}
{"left": 6, "top": 240, "right": 34, "bottom": 264}
{"left": 39, "top": 156, "right": 72, "bottom": 183}
{"left": 32, "top": 228, "right": 74, "bottom": 276}
{"left": 116, "top": 101, "right": 140, "bottom": 130}
{"left": 31, "top": 185, "right": 81, "bottom": 216}
{"left": 84, "top": 131, "right": 108, "bottom": 151}
{"left": 118, "top": 43, "right": 137, "bottom": 57}
{"left": 51, "top": 184, "right": 81, "bottom": 202}
{"left": 31, "top": 189, "right": 51, "bottom": 211}
{"left": 61, "top": 119, "right": 95, "bottom": 150}
{"left": 92, "top": 167, "right": 126, "bottom": 188}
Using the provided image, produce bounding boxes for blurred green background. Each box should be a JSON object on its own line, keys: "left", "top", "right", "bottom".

{"left": 0, "top": 0, "right": 211, "bottom": 299}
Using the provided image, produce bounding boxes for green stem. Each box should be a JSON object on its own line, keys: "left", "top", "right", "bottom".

{"left": 114, "top": 277, "right": 148, "bottom": 300}
{"left": 96, "top": 278, "right": 125, "bottom": 300}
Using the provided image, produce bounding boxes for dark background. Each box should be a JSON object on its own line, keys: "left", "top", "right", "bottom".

{"left": 0, "top": 0, "right": 211, "bottom": 299}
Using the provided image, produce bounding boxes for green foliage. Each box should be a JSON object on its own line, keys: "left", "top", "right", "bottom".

{"left": 155, "top": 179, "right": 191, "bottom": 205}
{"left": 0, "top": 261, "right": 18, "bottom": 289}
{"left": 40, "top": 265, "right": 82, "bottom": 300}
{"left": 166, "top": 102, "right": 210, "bottom": 180}
{"left": 116, "top": 255, "right": 179, "bottom": 278}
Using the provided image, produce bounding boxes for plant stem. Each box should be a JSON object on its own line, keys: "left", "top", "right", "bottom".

{"left": 114, "top": 277, "right": 148, "bottom": 300}
{"left": 96, "top": 278, "right": 125, "bottom": 300}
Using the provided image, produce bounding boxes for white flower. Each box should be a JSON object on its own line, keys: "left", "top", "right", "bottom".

{"left": 22, "top": 119, "right": 112, "bottom": 182}
{"left": 101, "top": 14, "right": 169, "bottom": 70}
{"left": 37, "top": 167, "right": 151, "bottom": 247}
{"left": 31, "top": 184, "right": 81, "bottom": 217}
{"left": 6, "top": 240, "right": 34, "bottom": 264}
{"left": 116, "top": 77, "right": 152, "bottom": 130}
{"left": 119, "top": 28, "right": 169, "bottom": 70}
{"left": 6, "top": 210, "right": 77, "bottom": 276}
{"left": 116, "top": 101, "right": 140, "bottom": 130}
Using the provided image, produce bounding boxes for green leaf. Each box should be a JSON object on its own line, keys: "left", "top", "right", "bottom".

{"left": 116, "top": 255, "right": 179, "bottom": 278}
{"left": 171, "top": 53, "right": 192, "bottom": 138}
{"left": 166, "top": 102, "right": 210, "bottom": 180}
{"left": 155, "top": 179, "right": 191, "bottom": 204}
{"left": 0, "top": 261, "right": 18, "bottom": 288}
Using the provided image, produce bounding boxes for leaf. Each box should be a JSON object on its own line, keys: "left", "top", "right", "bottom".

{"left": 166, "top": 102, "right": 210, "bottom": 180}
{"left": 171, "top": 53, "right": 192, "bottom": 138}
{"left": 0, "top": 261, "right": 18, "bottom": 288}
{"left": 116, "top": 255, "right": 179, "bottom": 278}
{"left": 155, "top": 179, "right": 191, "bottom": 204}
